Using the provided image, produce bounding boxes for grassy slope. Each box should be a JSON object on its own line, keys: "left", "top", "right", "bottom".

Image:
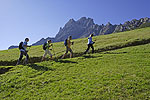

{"left": 0, "top": 27, "right": 150, "bottom": 61}
{"left": 0, "top": 27, "right": 150, "bottom": 99}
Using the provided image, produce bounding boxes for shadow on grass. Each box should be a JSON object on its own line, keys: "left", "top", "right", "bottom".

{"left": 103, "top": 52, "right": 127, "bottom": 54}
{"left": 0, "top": 67, "right": 13, "bottom": 75}
{"left": 82, "top": 55, "right": 102, "bottom": 58}
{"left": 28, "top": 64, "right": 55, "bottom": 71}
{"left": 55, "top": 59, "right": 78, "bottom": 64}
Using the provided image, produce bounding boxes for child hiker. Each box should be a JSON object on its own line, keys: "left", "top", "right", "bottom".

{"left": 16, "top": 38, "right": 31, "bottom": 65}
{"left": 41, "top": 40, "right": 53, "bottom": 61}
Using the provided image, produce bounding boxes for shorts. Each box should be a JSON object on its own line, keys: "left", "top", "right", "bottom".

{"left": 66, "top": 46, "right": 73, "bottom": 54}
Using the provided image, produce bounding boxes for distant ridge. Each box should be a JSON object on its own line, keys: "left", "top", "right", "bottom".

{"left": 32, "top": 37, "right": 55, "bottom": 46}
{"left": 8, "top": 17, "right": 150, "bottom": 49}
{"left": 8, "top": 45, "right": 19, "bottom": 49}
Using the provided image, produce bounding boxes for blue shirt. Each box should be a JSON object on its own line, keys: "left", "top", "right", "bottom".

{"left": 20, "top": 41, "right": 27, "bottom": 52}
{"left": 88, "top": 37, "right": 93, "bottom": 44}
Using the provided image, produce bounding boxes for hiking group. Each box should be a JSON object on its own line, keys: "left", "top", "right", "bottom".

{"left": 16, "top": 34, "right": 95, "bottom": 65}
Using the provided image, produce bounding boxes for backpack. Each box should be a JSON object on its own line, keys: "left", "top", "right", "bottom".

{"left": 19, "top": 42, "right": 24, "bottom": 50}
{"left": 43, "top": 42, "right": 47, "bottom": 50}
{"left": 64, "top": 39, "right": 68, "bottom": 46}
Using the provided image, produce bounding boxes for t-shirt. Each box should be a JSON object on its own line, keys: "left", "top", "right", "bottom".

{"left": 67, "top": 40, "right": 71, "bottom": 48}
{"left": 46, "top": 43, "right": 51, "bottom": 50}
{"left": 20, "top": 41, "right": 27, "bottom": 52}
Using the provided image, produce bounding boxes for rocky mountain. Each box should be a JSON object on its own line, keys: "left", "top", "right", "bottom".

{"left": 8, "top": 45, "right": 19, "bottom": 49}
{"left": 32, "top": 37, "right": 55, "bottom": 46}
{"left": 55, "top": 17, "right": 150, "bottom": 41}
{"left": 114, "top": 17, "right": 150, "bottom": 33}
{"left": 8, "top": 17, "right": 150, "bottom": 49}
{"left": 55, "top": 17, "right": 95, "bottom": 41}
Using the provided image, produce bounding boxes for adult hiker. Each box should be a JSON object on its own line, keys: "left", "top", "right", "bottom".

{"left": 16, "top": 38, "right": 31, "bottom": 65}
{"left": 41, "top": 40, "right": 53, "bottom": 61}
{"left": 61, "top": 36, "right": 74, "bottom": 59}
{"left": 84, "top": 34, "right": 95, "bottom": 54}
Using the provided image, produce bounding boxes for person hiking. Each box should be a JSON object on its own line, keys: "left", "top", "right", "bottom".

{"left": 84, "top": 34, "right": 95, "bottom": 54}
{"left": 41, "top": 40, "right": 53, "bottom": 61}
{"left": 16, "top": 38, "right": 31, "bottom": 65}
{"left": 61, "top": 36, "right": 74, "bottom": 59}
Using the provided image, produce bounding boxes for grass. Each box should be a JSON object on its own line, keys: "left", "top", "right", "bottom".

{"left": 1, "top": 27, "right": 150, "bottom": 62}
{"left": 0, "top": 27, "right": 150, "bottom": 99}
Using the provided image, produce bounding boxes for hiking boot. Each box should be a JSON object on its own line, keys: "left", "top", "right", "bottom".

{"left": 23, "top": 60, "right": 28, "bottom": 65}
{"left": 16, "top": 61, "right": 20, "bottom": 66}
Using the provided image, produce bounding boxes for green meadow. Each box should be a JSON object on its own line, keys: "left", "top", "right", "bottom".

{"left": 0, "top": 27, "right": 150, "bottom": 99}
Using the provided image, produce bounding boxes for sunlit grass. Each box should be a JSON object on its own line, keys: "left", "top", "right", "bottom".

{"left": 0, "top": 27, "right": 150, "bottom": 99}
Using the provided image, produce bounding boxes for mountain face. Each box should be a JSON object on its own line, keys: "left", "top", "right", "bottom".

{"left": 8, "top": 17, "right": 150, "bottom": 49}
{"left": 32, "top": 37, "right": 55, "bottom": 46}
{"left": 114, "top": 18, "right": 150, "bottom": 33}
{"left": 55, "top": 17, "right": 150, "bottom": 42}
{"left": 55, "top": 17, "right": 95, "bottom": 41}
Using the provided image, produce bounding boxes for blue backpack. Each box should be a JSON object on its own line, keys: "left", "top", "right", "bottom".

{"left": 43, "top": 42, "right": 47, "bottom": 50}
{"left": 64, "top": 39, "right": 68, "bottom": 46}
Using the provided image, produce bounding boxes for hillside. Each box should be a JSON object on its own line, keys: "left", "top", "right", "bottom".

{"left": 2, "top": 27, "right": 150, "bottom": 63}
{"left": 0, "top": 27, "right": 150, "bottom": 99}
{"left": 8, "top": 17, "right": 150, "bottom": 49}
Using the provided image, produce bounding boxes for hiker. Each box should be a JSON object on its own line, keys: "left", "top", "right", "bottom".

{"left": 16, "top": 38, "right": 31, "bottom": 65}
{"left": 84, "top": 34, "right": 95, "bottom": 54}
{"left": 41, "top": 40, "right": 53, "bottom": 61}
{"left": 61, "top": 36, "right": 74, "bottom": 59}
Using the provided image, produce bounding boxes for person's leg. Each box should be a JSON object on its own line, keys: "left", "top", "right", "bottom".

{"left": 16, "top": 51, "right": 24, "bottom": 65}
{"left": 84, "top": 44, "right": 90, "bottom": 54}
{"left": 47, "top": 50, "right": 53, "bottom": 59}
{"left": 69, "top": 48, "right": 73, "bottom": 58}
{"left": 61, "top": 53, "right": 67, "bottom": 59}
{"left": 61, "top": 46, "right": 68, "bottom": 59}
{"left": 24, "top": 52, "right": 29, "bottom": 64}
{"left": 42, "top": 50, "right": 48, "bottom": 61}
{"left": 91, "top": 44, "right": 94, "bottom": 53}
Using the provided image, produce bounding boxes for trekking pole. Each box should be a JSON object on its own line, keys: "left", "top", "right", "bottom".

{"left": 55, "top": 50, "right": 66, "bottom": 55}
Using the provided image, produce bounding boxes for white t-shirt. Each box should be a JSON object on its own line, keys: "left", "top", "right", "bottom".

{"left": 20, "top": 41, "right": 27, "bottom": 52}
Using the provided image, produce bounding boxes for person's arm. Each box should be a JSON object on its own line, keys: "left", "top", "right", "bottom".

{"left": 23, "top": 43, "right": 28, "bottom": 48}
{"left": 50, "top": 43, "right": 53, "bottom": 46}
{"left": 24, "top": 42, "right": 31, "bottom": 48}
{"left": 91, "top": 37, "right": 95, "bottom": 44}
{"left": 71, "top": 41, "right": 74, "bottom": 45}
{"left": 24, "top": 45, "right": 28, "bottom": 48}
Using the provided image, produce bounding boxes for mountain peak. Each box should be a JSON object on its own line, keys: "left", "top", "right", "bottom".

{"left": 77, "top": 17, "right": 93, "bottom": 22}
{"left": 78, "top": 17, "right": 87, "bottom": 21}
{"left": 69, "top": 18, "right": 75, "bottom": 22}
{"left": 65, "top": 18, "right": 76, "bottom": 27}
{"left": 106, "top": 22, "right": 112, "bottom": 26}
{"left": 77, "top": 17, "right": 94, "bottom": 27}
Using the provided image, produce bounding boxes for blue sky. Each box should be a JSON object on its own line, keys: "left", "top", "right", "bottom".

{"left": 0, "top": 0, "right": 150, "bottom": 50}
